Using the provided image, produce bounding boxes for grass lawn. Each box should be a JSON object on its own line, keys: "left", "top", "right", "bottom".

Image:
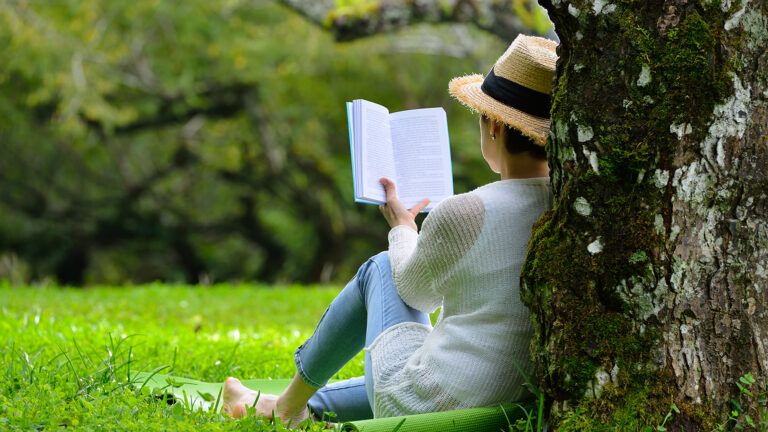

{"left": 0, "top": 283, "right": 364, "bottom": 431}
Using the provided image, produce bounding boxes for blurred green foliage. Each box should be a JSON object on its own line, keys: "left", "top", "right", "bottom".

{"left": 0, "top": 0, "right": 506, "bottom": 285}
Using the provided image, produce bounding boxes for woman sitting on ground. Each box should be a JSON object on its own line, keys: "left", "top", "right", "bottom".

{"left": 222, "top": 34, "right": 558, "bottom": 424}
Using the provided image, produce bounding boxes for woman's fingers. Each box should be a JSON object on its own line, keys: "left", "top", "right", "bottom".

{"left": 381, "top": 177, "right": 429, "bottom": 211}
{"left": 380, "top": 177, "right": 406, "bottom": 214}
{"left": 380, "top": 177, "right": 397, "bottom": 202}
{"left": 409, "top": 198, "right": 430, "bottom": 216}
{"left": 379, "top": 177, "right": 429, "bottom": 230}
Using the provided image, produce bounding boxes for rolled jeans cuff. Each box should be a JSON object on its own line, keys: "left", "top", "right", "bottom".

{"left": 294, "top": 345, "right": 324, "bottom": 389}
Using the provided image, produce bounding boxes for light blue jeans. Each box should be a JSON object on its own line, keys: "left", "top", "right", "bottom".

{"left": 297, "top": 252, "right": 431, "bottom": 421}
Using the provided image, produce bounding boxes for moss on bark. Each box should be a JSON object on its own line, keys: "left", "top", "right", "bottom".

{"left": 522, "top": 0, "right": 746, "bottom": 428}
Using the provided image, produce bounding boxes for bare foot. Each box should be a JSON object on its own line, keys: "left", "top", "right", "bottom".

{"left": 222, "top": 377, "right": 309, "bottom": 425}
{"left": 222, "top": 377, "right": 276, "bottom": 419}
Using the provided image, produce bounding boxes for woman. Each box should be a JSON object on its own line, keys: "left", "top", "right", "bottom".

{"left": 222, "top": 34, "right": 558, "bottom": 424}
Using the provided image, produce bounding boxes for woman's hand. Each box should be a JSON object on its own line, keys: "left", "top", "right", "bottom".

{"left": 379, "top": 177, "right": 430, "bottom": 231}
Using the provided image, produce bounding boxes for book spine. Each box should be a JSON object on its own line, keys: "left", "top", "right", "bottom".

{"left": 346, "top": 101, "right": 358, "bottom": 201}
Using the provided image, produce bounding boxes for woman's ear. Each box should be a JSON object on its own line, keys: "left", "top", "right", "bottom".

{"left": 480, "top": 119, "right": 502, "bottom": 174}
{"left": 491, "top": 120, "right": 502, "bottom": 140}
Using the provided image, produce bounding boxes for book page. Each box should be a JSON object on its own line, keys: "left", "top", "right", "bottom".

{"left": 390, "top": 108, "right": 453, "bottom": 210}
{"left": 359, "top": 100, "right": 396, "bottom": 203}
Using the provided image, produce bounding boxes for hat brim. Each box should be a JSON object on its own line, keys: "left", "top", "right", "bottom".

{"left": 449, "top": 74, "right": 550, "bottom": 147}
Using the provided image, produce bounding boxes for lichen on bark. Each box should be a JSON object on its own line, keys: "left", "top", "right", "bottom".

{"left": 521, "top": 0, "right": 768, "bottom": 428}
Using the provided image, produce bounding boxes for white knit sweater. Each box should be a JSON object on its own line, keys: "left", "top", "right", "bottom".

{"left": 366, "top": 178, "right": 552, "bottom": 418}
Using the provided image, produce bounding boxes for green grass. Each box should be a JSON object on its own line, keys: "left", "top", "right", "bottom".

{"left": 0, "top": 283, "right": 364, "bottom": 431}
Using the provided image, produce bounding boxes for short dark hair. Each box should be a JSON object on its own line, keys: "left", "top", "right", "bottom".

{"left": 482, "top": 115, "right": 547, "bottom": 161}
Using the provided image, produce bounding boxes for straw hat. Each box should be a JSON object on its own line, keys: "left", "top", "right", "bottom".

{"left": 449, "top": 34, "right": 558, "bottom": 146}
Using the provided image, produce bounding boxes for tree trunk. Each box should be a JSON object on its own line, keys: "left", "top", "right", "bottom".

{"left": 521, "top": 0, "right": 768, "bottom": 428}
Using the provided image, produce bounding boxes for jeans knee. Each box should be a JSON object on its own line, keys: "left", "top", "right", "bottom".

{"left": 369, "top": 251, "right": 389, "bottom": 267}
{"left": 355, "top": 251, "right": 391, "bottom": 300}
{"left": 367, "top": 252, "right": 391, "bottom": 279}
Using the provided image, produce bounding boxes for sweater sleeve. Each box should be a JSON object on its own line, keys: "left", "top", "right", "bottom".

{"left": 387, "top": 193, "right": 485, "bottom": 313}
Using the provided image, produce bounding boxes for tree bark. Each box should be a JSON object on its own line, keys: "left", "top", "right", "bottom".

{"left": 521, "top": 0, "right": 768, "bottom": 428}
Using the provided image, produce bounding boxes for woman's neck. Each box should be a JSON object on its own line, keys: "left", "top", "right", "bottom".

{"left": 499, "top": 154, "right": 550, "bottom": 180}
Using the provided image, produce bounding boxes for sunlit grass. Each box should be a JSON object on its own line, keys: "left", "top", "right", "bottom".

{"left": 0, "top": 283, "right": 363, "bottom": 430}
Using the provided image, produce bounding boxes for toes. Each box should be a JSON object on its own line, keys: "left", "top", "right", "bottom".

{"left": 232, "top": 403, "right": 247, "bottom": 419}
{"left": 223, "top": 377, "right": 244, "bottom": 400}
{"left": 222, "top": 401, "right": 247, "bottom": 419}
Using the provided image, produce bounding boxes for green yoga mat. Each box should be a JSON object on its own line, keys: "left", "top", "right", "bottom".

{"left": 132, "top": 371, "right": 525, "bottom": 432}
{"left": 132, "top": 371, "right": 293, "bottom": 412}
{"left": 339, "top": 404, "right": 520, "bottom": 432}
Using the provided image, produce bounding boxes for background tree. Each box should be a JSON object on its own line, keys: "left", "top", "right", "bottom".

{"left": 277, "top": 0, "right": 554, "bottom": 41}
{"left": 519, "top": 0, "right": 768, "bottom": 429}
{"left": 0, "top": 0, "right": 515, "bottom": 285}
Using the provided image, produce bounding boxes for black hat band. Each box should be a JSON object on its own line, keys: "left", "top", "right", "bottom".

{"left": 480, "top": 68, "right": 552, "bottom": 119}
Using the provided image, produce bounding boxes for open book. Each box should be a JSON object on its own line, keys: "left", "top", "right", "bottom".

{"left": 346, "top": 99, "right": 453, "bottom": 211}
